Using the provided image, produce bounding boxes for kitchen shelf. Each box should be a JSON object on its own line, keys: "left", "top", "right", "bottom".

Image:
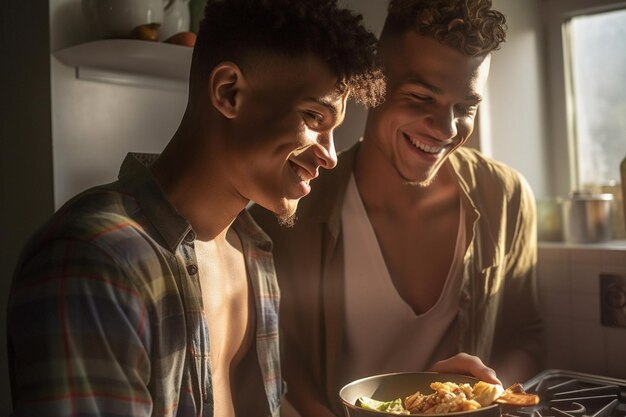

{"left": 53, "top": 39, "right": 193, "bottom": 90}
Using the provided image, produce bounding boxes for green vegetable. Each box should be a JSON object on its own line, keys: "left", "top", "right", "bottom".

{"left": 356, "top": 396, "right": 409, "bottom": 414}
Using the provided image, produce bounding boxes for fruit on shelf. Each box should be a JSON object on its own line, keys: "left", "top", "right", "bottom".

{"left": 164, "top": 31, "right": 197, "bottom": 47}
{"left": 131, "top": 23, "right": 161, "bottom": 41}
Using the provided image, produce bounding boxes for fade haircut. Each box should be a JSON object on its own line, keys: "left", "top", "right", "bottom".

{"left": 381, "top": 0, "right": 507, "bottom": 56}
{"left": 190, "top": 0, "right": 385, "bottom": 107}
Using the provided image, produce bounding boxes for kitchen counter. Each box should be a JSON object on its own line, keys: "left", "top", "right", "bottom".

{"left": 539, "top": 240, "right": 626, "bottom": 251}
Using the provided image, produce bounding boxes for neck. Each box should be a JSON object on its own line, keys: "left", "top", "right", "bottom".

{"left": 354, "top": 135, "right": 458, "bottom": 213}
{"left": 151, "top": 111, "right": 248, "bottom": 241}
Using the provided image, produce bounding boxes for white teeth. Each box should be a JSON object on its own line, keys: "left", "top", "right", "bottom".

{"left": 298, "top": 171, "right": 310, "bottom": 184}
{"left": 291, "top": 162, "right": 311, "bottom": 183}
{"left": 408, "top": 136, "right": 443, "bottom": 154}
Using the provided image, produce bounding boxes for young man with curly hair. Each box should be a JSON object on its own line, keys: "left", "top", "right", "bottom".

{"left": 6, "top": 1, "right": 385, "bottom": 417}
{"left": 251, "top": 0, "right": 545, "bottom": 415}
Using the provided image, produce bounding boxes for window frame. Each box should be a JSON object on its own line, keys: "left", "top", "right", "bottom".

{"left": 542, "top": 0, "right": 626, "bottom": 196}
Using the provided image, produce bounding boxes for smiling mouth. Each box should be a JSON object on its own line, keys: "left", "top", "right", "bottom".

{"left": 288, "top": 160, "right": 316, "bottom": 184}
{"left": 404, "top": 133, "right": 446, "bottom": 154}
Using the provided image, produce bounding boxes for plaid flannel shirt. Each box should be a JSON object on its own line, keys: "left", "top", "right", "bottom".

{"left": 8, "top": 153, "right": 283, "bottom": 417}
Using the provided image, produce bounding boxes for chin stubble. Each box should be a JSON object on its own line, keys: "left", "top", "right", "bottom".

{"left": 400, "top": 168, "right": 437, "bottom": 188}
{"left": 402, "top": 177, "right": 434, "bottom": 188}
{"left": 276, "top": 212, "right": 297, "bottom": 228}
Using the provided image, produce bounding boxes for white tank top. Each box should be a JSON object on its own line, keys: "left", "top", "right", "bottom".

{"left": 341, "top": 174, "right": 465, "bottom": 382}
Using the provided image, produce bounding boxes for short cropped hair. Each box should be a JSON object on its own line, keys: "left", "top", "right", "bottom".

{"left": 381, "top": 0, "right": 507, "bottom": 56}
{"left": 191, "top": 0, "right": 385, "bottom": 107}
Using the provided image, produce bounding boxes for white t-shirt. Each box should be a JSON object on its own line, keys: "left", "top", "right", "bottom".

{"left": 341, "top": 174, "right": 465, "bottom": 382}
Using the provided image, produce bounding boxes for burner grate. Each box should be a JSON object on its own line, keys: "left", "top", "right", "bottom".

{"left": 502, "top": 370, "right": 626, "bottom": 417}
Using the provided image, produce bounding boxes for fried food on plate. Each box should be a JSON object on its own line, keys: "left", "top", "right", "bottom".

{"left": 356, "top": 380, "right": 538, "bottom": 415}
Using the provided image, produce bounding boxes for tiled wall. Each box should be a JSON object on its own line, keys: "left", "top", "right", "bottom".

{"left": 538, "top": 243, "right": 626, "bottom": 379}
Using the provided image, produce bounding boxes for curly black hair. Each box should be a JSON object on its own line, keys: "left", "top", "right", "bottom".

{"left": 190, "top": 0, "right": 385, "bottom": 107}
{"left": 381, "top": 0, "right": 507, "bottom": 56}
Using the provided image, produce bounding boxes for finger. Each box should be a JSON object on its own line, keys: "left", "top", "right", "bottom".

{"left": 470, "top": 364, "right": 501, "bottom": 385}
{"left": 428, "top": 354, "right": 502, "bottom": 385}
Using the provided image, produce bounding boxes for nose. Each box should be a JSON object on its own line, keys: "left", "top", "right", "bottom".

{"left": 314, "top": 130, "right": 338, "bottom": 170}
{"left": 426, "top": 106, "right": 457, "bottom": 141}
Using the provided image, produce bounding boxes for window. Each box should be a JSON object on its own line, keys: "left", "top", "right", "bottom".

{"left": 540, "top": 0, "right": 626, "bottom": 241}
{"left": 564, "top": 8, "right": 626, "bottom": 189}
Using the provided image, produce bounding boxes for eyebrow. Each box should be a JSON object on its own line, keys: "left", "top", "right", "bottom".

{"left": 465, "top": 93, "right": 483, "bottom": 103}
{"left": 304, "top": 97, "right": 340, "bottom": 118}
{"left": 405, "top": 77, "right": 483, "bottom": 103}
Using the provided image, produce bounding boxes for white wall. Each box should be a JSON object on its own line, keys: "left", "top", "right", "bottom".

{"left": 335, "top": 0, "right": 389, "bottom": 152}
{"left": 50, "top": 0, "right": 188, "bottom": 207}
{"left": 486, "top": 0, "right": 550, "bottom": 198}
{"left": 51, "top": 58, "right": 187, "bottom": 206}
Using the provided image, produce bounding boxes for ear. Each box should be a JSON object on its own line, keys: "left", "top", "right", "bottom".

{"left": 209, "top": 62, "right": 245, "bottom": 119}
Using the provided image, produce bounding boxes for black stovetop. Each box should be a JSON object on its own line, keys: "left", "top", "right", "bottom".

{"left": 502, "top": 369, "right": 626, "bottom": 417}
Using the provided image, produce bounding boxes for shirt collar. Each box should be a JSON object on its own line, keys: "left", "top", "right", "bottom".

{"left": 117, "top": 153, "right": 192, "bottom": 253}
{"left": 448, "top": 148, "right": 500, "bottom": 270}
{"left": 117, "top": 152, "right": 273, "bottom": 253}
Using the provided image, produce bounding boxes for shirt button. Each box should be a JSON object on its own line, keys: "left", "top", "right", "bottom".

{"left": 187, "top": 264, "right": 198, "bottom": 275}
{"left": 184, "top": 231, "right": 196, "bottom": 244}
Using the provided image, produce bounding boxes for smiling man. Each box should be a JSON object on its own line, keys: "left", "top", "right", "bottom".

{"left": 7, "top": 1, "right": 384, "bottom": 417}
{"left": 251, "top": 1, "right": 544, "bottom": 416}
